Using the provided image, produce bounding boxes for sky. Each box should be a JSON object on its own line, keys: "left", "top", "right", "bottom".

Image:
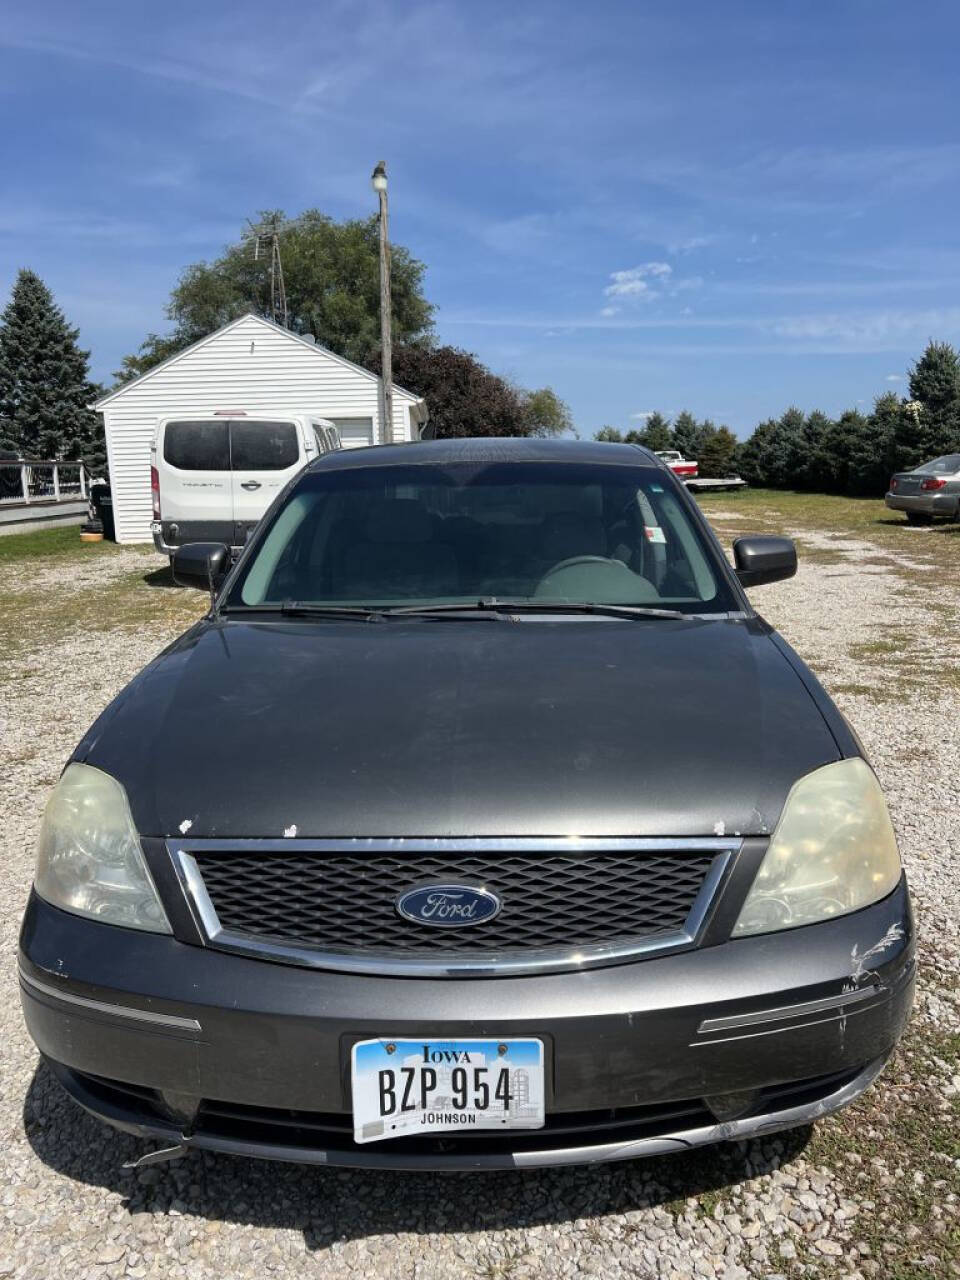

{"left": 2, "top": 0, "right": 959, "bottom": 437}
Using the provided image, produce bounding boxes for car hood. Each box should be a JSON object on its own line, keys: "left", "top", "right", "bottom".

{"left": 78, "top": 615, "right": 841, "bottom": 839}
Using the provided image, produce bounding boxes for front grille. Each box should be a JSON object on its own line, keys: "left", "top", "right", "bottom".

{"left": 187, "top": 845, "right": 718, "bottom": 962}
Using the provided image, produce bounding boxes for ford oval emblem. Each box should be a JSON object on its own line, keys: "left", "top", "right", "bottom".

{"left": 396, "top": 883, "right": 502, "bottom": 928}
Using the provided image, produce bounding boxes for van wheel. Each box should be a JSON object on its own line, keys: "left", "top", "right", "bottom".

{"left": 906, "top": 512, "right": 931, "bottom": 525}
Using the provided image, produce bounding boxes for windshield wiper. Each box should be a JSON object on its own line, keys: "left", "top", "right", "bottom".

{"left": 385, "top": 599, "right": 685, "bottom": 620}
{"left": 220, "top": 602, "right": 385, "bottom": 621}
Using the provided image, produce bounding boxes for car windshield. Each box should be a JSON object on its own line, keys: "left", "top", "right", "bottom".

{"left": 226, "top": 460, "right": 737, "bottom": 614}
{"left": 915, "top": 454, "right": 960, "bottom": 474}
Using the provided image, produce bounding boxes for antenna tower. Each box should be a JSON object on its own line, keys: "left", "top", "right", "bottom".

{"left": 243, "top": 215, "right": 289, "bottom": 328}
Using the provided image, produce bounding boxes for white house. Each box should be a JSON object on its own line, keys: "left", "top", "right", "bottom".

{"left": 93, "top": 313, "right": 428, "bottom": 544}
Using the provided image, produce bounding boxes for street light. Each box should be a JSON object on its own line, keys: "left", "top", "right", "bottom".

{"left": 371, "top": 161, "right": 393, "bottom": 444}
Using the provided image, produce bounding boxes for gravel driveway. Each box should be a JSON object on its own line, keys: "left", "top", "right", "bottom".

{"left": 0, "top": 519, "right": 957, "bottom": 1280}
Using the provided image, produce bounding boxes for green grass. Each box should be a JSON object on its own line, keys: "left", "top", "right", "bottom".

{"left": 0, "top": 532, "right": 205, "bottom": 659}
{"left": 0, "top": 523, "right": 128, "bottom": 563}
{"left": 697, "top": 487, "right": 960, "bottom": 573}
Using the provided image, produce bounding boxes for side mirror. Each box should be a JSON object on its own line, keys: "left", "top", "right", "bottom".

{"left": 733, "top": 536, "right": 797, "bottom": 588}
{"left": 172, "top": 542, "right": 230, "bottom": 597}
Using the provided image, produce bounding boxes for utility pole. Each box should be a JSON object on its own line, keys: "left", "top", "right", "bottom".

{"left": 371, "top": 161, "right": 393, "bottom": 444}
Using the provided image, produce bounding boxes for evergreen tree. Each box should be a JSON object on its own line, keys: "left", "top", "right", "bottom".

{"left": 846, "top": 409, "right": 891, "bottom": 496}
{"left": 820, "top": 410, "right": 868, "bottom": 494}
{"left": 889, "top": 395, "right": 928, "bottom": 472}
{"left": 698, "top": 425, "right": 739, "bottom": 478}
{"left": 638, "top": 412, "right": 672, "bottom": 451}
{"left": 739, "top": 407, "right": 806, "bottom": 489}
{"left": 738, "top": 419, "right": 777, "bottom": 486}
{"left": 691, "top": 418, "right": 717, "bottom": 463}
{"left": 670, "top": 410, "right": 699, "bottom": 456}
{"left": 594, "top": 427, "right": 624, "bottom": 442}
{"left": 800, "top": 410, "right": 832, "bottom": 490}
{"left": 908, "top": 341, "right": 960, "bottom": 454}
{"left": 0, "top": 269, "right": 105, "bottom": 472}
{"left": 870, "top": 392, "right": 908, "bottom": 480}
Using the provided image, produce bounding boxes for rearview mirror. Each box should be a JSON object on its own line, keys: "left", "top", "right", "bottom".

{"left": 733, "top": 536, "right": 797, "bottom": 588}
{"left": 172, "top": 542, "right": 230, "bottom": 595}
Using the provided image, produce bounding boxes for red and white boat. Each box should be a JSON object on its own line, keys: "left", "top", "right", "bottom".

{"left": 654, "top": 450, "right": 699, "bottom": 479}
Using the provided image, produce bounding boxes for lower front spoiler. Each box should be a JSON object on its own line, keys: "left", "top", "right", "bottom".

{"left": 48, "top": 1054, "right": 889, "bottom": 1171}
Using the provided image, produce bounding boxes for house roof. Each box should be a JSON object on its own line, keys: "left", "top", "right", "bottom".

{"left": 92, "top": 312, "right": 424, "bottom": 411}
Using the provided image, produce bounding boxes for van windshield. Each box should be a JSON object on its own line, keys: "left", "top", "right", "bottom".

{"left": 227, "top": 461, "right": 737, "bottom": 614}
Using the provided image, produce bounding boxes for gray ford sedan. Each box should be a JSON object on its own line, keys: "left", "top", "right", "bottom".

{"left": 20, "top": 439, "right": 913, "bottom": 1170}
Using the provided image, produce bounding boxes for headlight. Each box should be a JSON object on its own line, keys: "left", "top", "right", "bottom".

{"left": 733, "top": 757, "right": 901, "bottom": 937}
{"left": 34, "top": 763, "right": 171, "bottom": 933}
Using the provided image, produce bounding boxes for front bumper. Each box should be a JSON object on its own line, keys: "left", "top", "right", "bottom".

{"left": 885, "top": 492, "right": 959, "bottom": 517}
{"left": 19, "top": 881, "right": 914, "bottom": 1169}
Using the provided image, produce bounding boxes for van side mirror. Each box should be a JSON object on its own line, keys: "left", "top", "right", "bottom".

{"left": 172, "top": 542, "right": 230, "bottom": 596}
{"left": 733, "top": 536, "right": 797, "bottom": 587}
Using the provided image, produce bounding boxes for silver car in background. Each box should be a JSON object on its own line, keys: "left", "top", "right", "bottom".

{"left": 886, "top": 453, "right": 960, "bottom": 523}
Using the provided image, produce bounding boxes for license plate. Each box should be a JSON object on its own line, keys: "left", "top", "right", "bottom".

{"left": 351, "top": 1037, "right": 545, "bottom": 1144}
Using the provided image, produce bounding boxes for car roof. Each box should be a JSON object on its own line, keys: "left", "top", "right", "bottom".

{"left": 306, "top": 436, "right": 663, "bottom": 471}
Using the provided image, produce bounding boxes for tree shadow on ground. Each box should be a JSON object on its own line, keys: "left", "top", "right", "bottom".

{"left": 23, "top": 1060, "right": 811, "bottom": 1250}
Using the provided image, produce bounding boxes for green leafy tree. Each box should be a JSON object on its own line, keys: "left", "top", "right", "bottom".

{"left": 373, "top": 344, "right": 555, "bottom": 439}
{"left": 0, "top": 269, "right": 105, "bottom": 472}
{"left": 908, "top": 340, "right": 960, "bottom": 454}
{"left": 116, "top": 209, "right": 434, "bottom": 382}
{"left": 519, "top": 386, "right": 574, "bottom": 437}
{"left": 594, "top": 426, "right": 624, "bottom": 442}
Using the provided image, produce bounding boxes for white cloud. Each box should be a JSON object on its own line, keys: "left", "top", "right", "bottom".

{"left": 885, "top": 374, "right": 903, "bottom": 382}
{"left": 668, "top": 235, "right": 713, "bottom": 254}
{"left": 604, "top": 262, "right": 673, "bottom": 298}
{"left": 630, "top": 411, "right": 655, "bottom": 420}
{"left": 599, "top": 305, "right": 620, "bottom": 317}
{"left": 770, "top": 308, "right": 960, "bottom": 344}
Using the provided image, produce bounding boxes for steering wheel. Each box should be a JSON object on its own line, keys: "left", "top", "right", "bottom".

{"left": 535, "top": 554, "right": 659, "bottom": 603}
{"left": 538, "top": 555, "right": 623, "bottom": 581}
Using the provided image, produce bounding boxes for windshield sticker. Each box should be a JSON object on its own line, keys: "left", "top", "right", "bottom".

{"left": 645, "top": 526, "right": 667, "bottom": 544}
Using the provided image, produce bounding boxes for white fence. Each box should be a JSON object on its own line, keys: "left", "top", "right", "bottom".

{"left": 0, "top": 460, "right": 88, "bottom": 506}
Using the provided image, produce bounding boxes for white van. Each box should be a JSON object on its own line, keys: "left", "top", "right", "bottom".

{"left": 150, "top": 413, "right": 341, "bottom": 557}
